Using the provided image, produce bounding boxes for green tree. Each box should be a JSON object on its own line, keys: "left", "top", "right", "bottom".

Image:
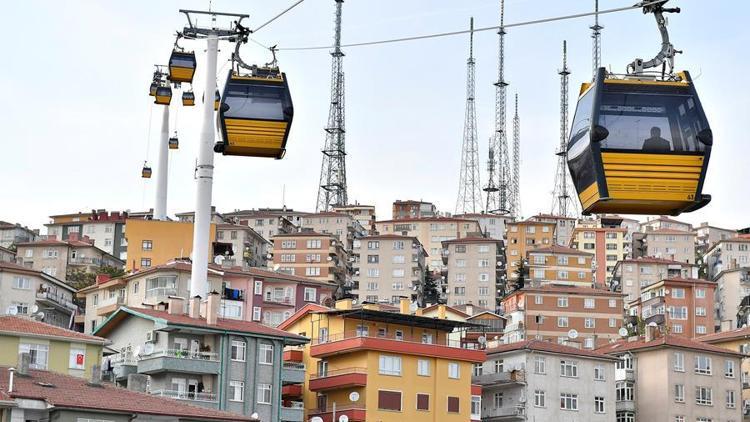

{"left": 66, "top": 266, "right": 126, "bottom": 291}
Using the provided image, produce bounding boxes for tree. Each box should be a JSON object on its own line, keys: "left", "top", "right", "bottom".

{"left": 418, "top": 266, "right": 441, "bottom": 307}
{"left": 67, "top": 266, "right": 126, "bottom": 291}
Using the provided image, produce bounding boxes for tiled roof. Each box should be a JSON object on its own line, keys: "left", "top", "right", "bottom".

{"left": 272, "top": 231, "right": 334, "bottom": 238}
{"left": 487, "top": 339, "right": 617, "bottom": 360}
{"left": 375, "top": 217, "right": 477, "bottom": 224}
{"left": 223, "top": 266, "right": 338, "bottom": 287}
{"left": 0, "top": 261, "right": 74, "bottom": 291}
{"left": 0, "top": 367, "right": 254, "bottom": 421}
{"left": 616, "top": 257, "right": 697, "bottom": 266}
{"left": 530, "top": 213, "right": 577, "bottom": 220}
{"left": 421, "top": 304, "right": 471, "bottom": 318}
{"left": 15, "top": 238, "right": 96, "bottom": 248}
{"left": 359, "top": 234, "right": 420, "bottom": 241}
{"left": 597, "top": 334, "right": 742, "bottom": 357}
{"left": 277, "top": 303, "right": 330, "bottom": 331}
{"left": 0, "top": 316, "right": 106, "bottom": 344}
{"left": 660, "top": 277, "right": 716, "bottom": 286}
{"left": 697, "top": 327, "right": 750, "bottom": 344}
{"left": 98, "top": 307, "right": 308, "bottom": 344}
{"left": 527, "top": 245, "right": 593, "bottom": 256}
{"left": 442, "top": 237, "right": 502, "bottom": 245}
{"left": 645, "top": 228, "right": 695, "bottom": 235}
{"left": 506, "top": 284, "right": 623, "bottom": 297}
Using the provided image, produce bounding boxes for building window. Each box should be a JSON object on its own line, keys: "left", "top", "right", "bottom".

{"left": 378, "top": 390, "right": 402, "bottom": 411}
{"left": 305, "top": 267, "right": 321, "bottom": 277}
{"left": 594, "top": 365, "right": 605, "bottom": 380}
{"left": 674, "top": 384, "right": 684, "bottom": 402}
{"left": 608, "top": 299, "right": 616, "bottom": 307}
{"left": 416, "top": 393, "right": 430, "bottom": 411}
{"left": 695, "top": 386, "right": 712, "bottom": 405}
{"left": 281, "top": 240, "right": 296, "bottom": 249}
{"left": 725, "top": 360, "right": 735, "bottom": 378}
{"left": 493, "top": 392, "right": 504, "bottom": 408}
{"left": 254, "top": 280, "right": 262, "bottom": 295}
{"left": 695, "top": 356, "right": 712, "bottom": 375}
{"left": 584, "top": 318, "right": 595, "bottom": 328}
{"left": 417, "top": 359, "right": 430, "bottom": 376}
{"left": 228, "top": 381, "right": 244, "bottom": 402}
{"left": 584, "top": 298, "right": 595, "bottom": 309}
{"left": 672, "top": 288, "right": 685, "bottom": 299}
{"left": 494, "top": 359, "right": 504, "bottom": 373}
{"left": 68, "top": 347, "right": 86, "bottom": 370}
{"left": 557, "top": 297, "right": 568, "bottom": 307}
{"left": 594, "top": 396, "right": 605, "bottom": 413}
{"left": 12, "top": 277, "right": 30, "bottom": 290}
{"left": 616, "top": 381, "right": 634, "bottom": 401}
{"left": 141, "top": 240, "right": 153, "bottom": 251}
{"left": 447, "top": 396, "right": 460, "bottom": 413}
{"left": 252, "top": 306, "right": 261, "bottom": 321}
{"left": 379, "top": 355, "right": 402, "bottom": 376}
{"left": 558, "top": 316, "right": 569, "bottom": 328}
{"left": 674, "top": 352, "right": 684, "bottom": 372}
{"left": 19, "top": 344, "right": 48, "bottom": 369}
{"left": 534, "top": 390, "right": 545, "bottom": 407}
{"left": 140, "top": 258, "right": 151, "bottom": 268}
{"left": 304, "top": 287, "right": 317, "bottom": 302}
{"left": 560, "top": 393, "right": 578, "bottom": 410}
{"left": 535, "top": 295, "right": 543, "bottom": 305}
{"left": 534, "top": 356, "right": 546, "bottom": 374}
{"left": 695, "top": 288, "right": 706, "bottom": 298}
{"left": 609, "top": 318, "right": 617, "bottom": 328}
{"left": 672, "top": 324, "right": 683, "bottom": 334}
{"left": 448, "top": 362, "right": 460, "bottom": 379}
{"left": 560, "top": 360, "right": 578, "bottom": 378}
{"left": 726, "top": 389, "right": 736, "bottom": 408}
{"left": 257, "top": 384, "right": 272, "bottom": 404}
{"left": 231, "top": 340, "right": 246, "bottom": 361}
{"left": 306, "top": 239, "right": 322, "bottom": 249}
{"left": 471, "top": 395, "right": 481, "bottom": 419}
{"left": 259, "top": 344, "right": 273, "bottom": 365}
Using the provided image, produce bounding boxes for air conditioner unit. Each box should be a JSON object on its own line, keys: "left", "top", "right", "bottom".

{"left": 145, "top": 331, "right": 157, "bottom": 343}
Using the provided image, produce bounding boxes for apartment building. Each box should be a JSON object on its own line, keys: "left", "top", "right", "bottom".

{"left": 15, "top": 234, "right": 123, "bottom": 280}
{"left": 124, "top": 219, "right": 216, "bottom": 271}
{"left": 350, "top": 234, "right": 427, "bottom": 305}
{"left": 332, "top": 204, "right": 377, "bottom": 233}
{"left": 612, "top": 257, "right": 699, "bottom": 303}
{"left": 598, "top": 329, "right": 743, "bottom": 422}
{"left": 571, "top": 225, "right": 629, "bottom": 286}
{"left": 223, "top": 208, "right": 309, "bottom": 241}
{"left": 0, "top": 261, "right": 78, "bottom": 328}
{"left": 95, "top": 296, "right": 308, "bottom": 421}
{"left": 705, "top": 237, "right": 750, "bottom": 279}
{"left": 528, "top": 214, "right": 578, "bottom": 246}
{"left": 271, "top": 231, "right": 348, "bottom": 290}
{"left": 442, "top": 237, "right": 503, "bottom": 309}
{"left": 0, "top": 246, "right": 15, "bottom": 263}
{"left": 695, "top": 222, "right": 737, "bottom": 256}
{"left": 0, "top": 221, "right": 38, "bottom": 249}
{"left": 527, "top": 245, "right": 594, "bottom": 287}
{"left": 392, "top": 199, "right": 437, "bottom": 219}
{"left": 476, "top": 340, "right": 617, "bottom": 421}
{"left": 299, "top": 211, "right": 367, "bottom": 251}
{"left": 175, "top": 207, "right": 226, "bottom": 223}
{"left": 215, "top": 224, "right": 270, "bottom": 268}
{"left": 278, "top": 299, "right": 486, "bottom": 422}
{"left": 640, "top": 216, "right": 693, "bottom": 232}
{"left": 697, "top": 327, "right": 750, "bottom": 416}
{"left": 714, "top": 268, "right": 750, "bottom": 329}
{"left": 375, "top": 217, "right": 481, "bottom": 270}
{"left": 455, "top": 213, "right": 513, "bottom": 240}
{"left": 501, "top": 285, "right": 625, "bottom": 348}
{"left": 633, "top": 228, "right": 696, "bottom": 264}
{"left": 505, "top": 220, "right": 556, "bottom": 283}
{"left": 46, "top": 210, "right": 130, "bottom": 259}
{"left": 631, "top": 278, "right": 716, "bottom": 338}
{"left": 0, "top": 316, "right": 104, "bottom": 378}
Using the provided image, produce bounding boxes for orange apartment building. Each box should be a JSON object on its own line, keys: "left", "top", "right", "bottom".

{"left": 505, "top": 220, "right": 556, "bottom": 282}
{"left": 630, "top": 277, "right": 717, "bottom": 338}
{"left": 570, "top": 225, "right": 629, "bottom": 287}
{"left": 527, "top": 245, "right": 594, "bottom": 287}
{"left": 278, "top": 299, "right": 485, "bottom": 422}
{"left": 501, "top": 285, "right": 625, "bottom": 348}
{"left": 271, "top": 231, "right": 348, "bottom": 288}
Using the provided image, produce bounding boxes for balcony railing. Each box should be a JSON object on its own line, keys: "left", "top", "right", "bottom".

{"left": 145, "top": 349, "right": 219, "bottom": 361}
{"left": 99, "top": 295, "right": 125, "bottom": 308}
{"left": 151, "top": 389, "right": 218, "bottom": 403}
{"left": 312, "top": 330, "right": 463, "bottom": 348}
{"left": 310, "top": 367, "right": 368, "bottom": 380}
{"left": 68, "top": 257, "right": 102, "bottom": 266}
{"left": 145, "top": 288, "right": 177, "bottom": 299}
{"left": 283, "top": 401, "right": 304, "bottom": 409}
{"left": 483, "top": 405, "right": 526, "bottom": 419}
{"left": 35, "top": 290, "right": 78, "bottom": 310}
{"left": 472, "top": 370, "right": 526, "bottom": 386}
{"left": 264, "top": 296, "right": 294, "bottom": 305}
{"left": 283, "top": 362, "right": 306, "bottom": 370}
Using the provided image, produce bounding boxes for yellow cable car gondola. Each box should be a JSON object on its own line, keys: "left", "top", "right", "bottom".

{"left": 168, "top": 34, "right": 197, "bottom": 84}
{"left": 169, "top": 134, "right": 179, "bottom": 150}
{"left": 149, "top": 81, "right": 158, "bottom": 97}
{"left": 567, "top": 1, "right": 711, "bottom": 216}
{"left": 141, "top": 162, "right": 152, "bottom": 179}
{"left": 214, "top": 89, "right": 220, "bottom": 111}
{"left": 154, "top": 85, "right": 172, "bottom": 105}
{"left": 182, "top": 90, "right": 195, "bottom": 106}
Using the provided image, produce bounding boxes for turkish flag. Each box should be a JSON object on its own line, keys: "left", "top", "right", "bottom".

{"left": 76, "top": 354, "right": 84, "bottom": 365}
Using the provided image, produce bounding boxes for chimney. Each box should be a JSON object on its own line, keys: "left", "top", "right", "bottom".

{"left": 415, "top": 308, "right": 424, "bottom": 316}
{"left": 127, "top": 374, "right": 149, "bottom": 393}
{"left": 88, "top": 365, "right": 102, "bottom": 386}
{"left": 206, "top": 291, "right": 220, "bottom": 325}
{"left": 167, "top": 296, "right": 185, "bottom": 315}
{"left": 68, "top": 232, "right": 80, "bottom": 241}
{"left": 399, "top": 297, "right": 410, "bottom": 314}
{"left": 438, "top": 304, "right": 447, "bottom": 320}
{"left": 465, "top": 304, "right": 474, "bottom": 316}
{"left": 7, "top": 368, "right": 15, "bottom": 393}
{"left": 189, "top": 295, "right": 201, "bottom": 318}
{"left": 645, "top": 324, "right": 656, "bottom": 342}
{"left": 335, "top": 299, "right": 354, "bottom": 310}
{"left": 17, "top": 352, "right": 30, "bottom": 376}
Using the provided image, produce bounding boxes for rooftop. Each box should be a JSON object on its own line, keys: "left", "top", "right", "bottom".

{"left": 487, "top": 339, "right": 617, "bottom": 360}
{"left": 376, "top": 216, "right": 477, "bottom": 224}
{"left": 506, "top": 284, "right": 623, "bottom": 298}
{"left": 527, "top": 245, "right": 593, "bottom": 257}
{"left": 0, "top": 367, "right": 254, "bottom": 421}
{"left": 697, "top": 326, "right": 750, "bottom": 344}
{"left": 644, "top": 228, "right": 696, "bottom": 236}
{"left": 0, "top": 261, "right": 75, "bottom": 292}
{"left": 442, "top": 236, "right": 502, "bottom": 245}
{"left": 615, "top": 256, "right": 698, "bottom": 266}
{"left": 597, "top": 334, "right": 742, "bottom": 357}
{"left": 0, "top": 316, "right": 106, "bottom": 345}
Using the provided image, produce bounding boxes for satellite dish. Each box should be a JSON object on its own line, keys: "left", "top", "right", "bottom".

{"left": 214, "top": 255, "right": 225, "bottom": 265}
{"left": 8, "top": 307, "right": 18, "bottom": 316}
{"left": 30, "top": 304, "right": 39, "bottom": 314}
{"left": 36, "top": 312, "right": 45, "bottom": 321}
{"left": 497, "top": 261, "right": 503, "bottom": 267}
{"left": 349, "top": 391, "right": 360, "bottom": 402}
{"left": 144, "top": 343, "right": 155, "bottom": 355}
{"left": 409, "top": 302, "right": 418, "bottom": 312}
{"left": 273, "top": 264, "right": 281, "bottom": 271}
{"left": 310, "top": 418, "right": 324, "bottom": 422}
{"left": 567, "top": 329, "right": 579, "bottom": 339}
{"left": 618, "top": 327, "right": 629, "bottom": 337}
{"left": 251, "top": 413, "right": 259, "bottom": 419}
{"left": 339, "top": 416, "right": 349, "bottom": 422}
{"left": 327, "top": 256, "right": 333, "bottom": 261}
{"left": 351, "top": 299, "right": 358, "bottom": 305}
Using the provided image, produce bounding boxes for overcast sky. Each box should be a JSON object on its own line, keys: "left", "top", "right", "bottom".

{"left": 2, "top": 0, "right": 747, "bottom": 232}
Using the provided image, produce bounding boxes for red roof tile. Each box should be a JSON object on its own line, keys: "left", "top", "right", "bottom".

{"left": 487, "top": 339, "right": 617, "bottom": 360}
{"left": 527, "top": 245, "right": 593, "bottom": 256}
{"left": 442, "top": 237, "right": 502, "bottom": 245}
{"left": 0, "top": 316, "right": 106, "bottom": 344}
{"left": 616, "top": 257, "right": 698, "bottom": 266}
{"left": 597, "top": 334, "right": 742, "bottom": 357}
{"left": 277, "top": 303, "right": 330, "bottom": 331}
{"left": 375, "top": 217, "right": 478, "bottom": 224}
{"left": 697, "top": 326, "right": 750, "bottom": 344}
{"left": 506, "top": 284, "right": 623, "bottom": 297}
{"left": 0, "top": 367, "right": 254, "bottom": 421}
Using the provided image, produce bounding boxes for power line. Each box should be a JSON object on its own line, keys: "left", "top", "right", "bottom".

{"left": 252, "top": 0, "right": 306, "bottom": 33}
{"left": 275, "top": 0, "right": 666, "bottom": 51}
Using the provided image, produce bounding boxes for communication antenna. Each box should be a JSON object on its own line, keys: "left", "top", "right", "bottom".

{"left": 551, "top": 40, "right": 579, "bottom": 218}
{"left": 590, "top": 0, "right": 603, "bottom": 78}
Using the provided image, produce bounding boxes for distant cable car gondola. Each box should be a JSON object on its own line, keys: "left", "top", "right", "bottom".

{"left": 141, "top": 162, "right": 152, "bottom": 179}
{"left": 154, "top": 85, "right": 172, "bottom": 105}
{"left": 214, "top": 89, "right": 220, "bottom": 111}
{"left": 567, "top": 1, "right": 711, "bottom": 216}
{"left": 182, "top": 90, "right": 195, "bottom": 106}
{"left": 214, "top": 38, "right": 293, "bottom": 159}
{"left": 169, "top": 134, "right": 179, "bottom": 150}
{"left": 149, "top": 81, "right": 158, "bottom": 97}
{"left": 168, "top": 34, "right": 197, "bottom": 84}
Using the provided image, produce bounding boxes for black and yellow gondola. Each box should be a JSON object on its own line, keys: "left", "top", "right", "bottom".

{"left": 141, "top": 163, "right": 152, "bottom": 179}
{"left": 214, "top": 89, "right": 220, "bottom": 111}
{"left": 567, "top": 67, "right": 712, "bottom": 216}
{"left": 214, "top": 68, "right": 294, "bottom": 159}
{"left": 182, "top": 91, "right": 195, "bottom": 106}
{"left": 154, "top": 86, "right": 172, "bottom": 105}
{"left": 168, "top": 50, "right": 197, "bottom": 84}
{"left": 149, "top": 81, "right": 158, "bottom": 97}
{"left": 168, "top": 136, "right": 179, "bottom": 150}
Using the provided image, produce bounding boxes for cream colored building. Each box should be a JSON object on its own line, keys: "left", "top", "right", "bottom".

{"left": 715, "top": 268, "right": 750, "bottom": 329}
{"left": 442, "top": 237, "right": 503, "bottom": 309}
{"left": 0, "top": 221, "right": 38, "bottom": 249}
{"left": 332, "top": 204, "right": 377, "bottom": 233}
{"left": 598, "top": 330, "right": 743, "bottom": 422}
{"left": 634, "top": 229, "right": 696, "bottom": 264}
{"left": 505, "top": 220, "right": 556, "bottom": 285}
{"left": 45, "top": 210, "right": 130, "bottom": 260}
{"left": 375, "top": 217, "right": 481, "bottom": 270}
{"left": 640, "top": 216, "right": 693, "bottom": 232}
{"left": 612, "top": 257, "right": 699, "bottom": 303}
{"left": 528, "top": 214, "right": 577, "bottom": 246}
{"left": 300, "top": 211, "right": 367, "bottom": 251}
{"left": 454, "top": 213, "right": 512, "bottom": 240}
{"left": 215, "top": 223, "right": 270, "bottom": 268}
{"left": 695, "top": 222, "right": 737, "bottom": 257}
{"left": 222, "top": 207, "right": 309, "bottom": 241}
{"left": 351, "top": 234, "right": 426, "bottom": 305}
{"left": 705, "top": 237, "right": 750, "bottom": 280}
{"left": 15, "top": 235, "right": 124, "bottom": 280}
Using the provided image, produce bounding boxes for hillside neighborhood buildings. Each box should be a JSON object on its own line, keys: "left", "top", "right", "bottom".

{"left": 526, "top": 245, "right": 594, "bottom": 288}
{"left": 0, "top": 221, "right": 38, "bottom": 249}
{"left": 15, "top": 234, "right": 124, "bottom": 279}
{"left": 442, "top": 237, "right": 504, "bottom": 309}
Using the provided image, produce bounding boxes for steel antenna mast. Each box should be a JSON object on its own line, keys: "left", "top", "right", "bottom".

{"left": 455, "top": 18, "right": 483, "bottom": 215}
{"left": 591, "top": 0, "right": 603, "bottom": 77}
{"left": 551, "top": 40, "right": 579, "bottom": 218}
{"left": 316, "top": 0, "right": 348, "bottom": 212}
{"left": 511, "top": 93, "right": 520, "bottom": 218}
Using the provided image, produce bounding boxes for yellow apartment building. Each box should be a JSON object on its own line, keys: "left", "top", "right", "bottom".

{"left": 505, "top": 220, "right": 556, "bottom": 279}
{"left": 124, "top": 219, "right": 216, "bottom": 271}
{"left": 527, "top": 245, "right": 594, "bottom": 287}
{"left": 278, "top": 299, "right": 485, "bottom": 422}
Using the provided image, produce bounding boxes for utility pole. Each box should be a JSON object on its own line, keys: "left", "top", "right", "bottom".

{"left": 591, "top": 0, "right": 603, "bottom": 77}
{"left": 551, "top": 40, "right": 579, "bottom": 218}
{"left": 180, "top": 9, "right": 249, "bottom": 299}
{"left": 455, "top": 17, "right": 483, "bottom": 215}
{"left": 316, "top": 0, "right": 348, "bottom": 212}
{"left": 511, "top": 93, "right": 520, "bottom": 218}
{"left": 154, "top": 101, "right": 170, "bottom": 221}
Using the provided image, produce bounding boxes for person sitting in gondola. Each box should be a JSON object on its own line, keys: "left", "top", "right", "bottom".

{"left": 643, "top": 126, "right": 671, "bottom": 152}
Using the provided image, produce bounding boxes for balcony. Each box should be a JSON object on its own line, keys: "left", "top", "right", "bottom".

{"left": 137, "top": 349, "right": 220, "bottom": 375}
{"left": 264, "top": 295, "right": 295, "bottom": 306}
{"left": 483, "top": 405, "right": 526, "bottom": 421}
{"left": 68, "top": 256, "right": 102, "bottom": 266}
{"left": 282, "top": 384, "right": 303, "bottom": 397}
{"left": 109, "top": 352, "right": 137, "bottom": 381}
{"left": 282, "top": 362, "right": 306, "bottom": 385}
{"left": 472, "top": 370, "right": 526, "bottom": 387}
{"left": 96, "top": 295, "right": 125, "bottom": 316}
{"left": 150, "top": 389, "right": 218, "bottom": 404}
{"left": 35, "top": 290, "right": 77, "bottom": 311}
{"left": 283, "top": 349, "right": 304, "bottom": 362}
{"left": 222, "top": 287, "right": 244, "bottom": 301}
{"left": 616, "top": 400, "right": 636, "bottom": 413}
{"left": 308, "top": 404, "right": 367, "bottom": 422}
{"left": 309, "top": 368, "right": 368, "bottom": 392}
{"left": 310, "top": 331, "right": 486, "bottom": 362}
{"left": 281, "top": 401, "right": 304, "bottom": 421}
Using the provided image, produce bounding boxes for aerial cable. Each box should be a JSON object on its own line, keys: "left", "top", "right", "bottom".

{"left": 252, "top": 0, "right": 305, "bottom": 33}
{"left": 273, "top": 0, "right": 668, "bottom": 51}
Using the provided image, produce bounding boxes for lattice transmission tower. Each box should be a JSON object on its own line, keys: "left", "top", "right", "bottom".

{"left": 510, "top": 93, "right": 520, "bottom": 218}
{"left": 591, "top": 0, "right": 603, "bottom": 77}
{"left": 316, "top": 0, "right": 348, "bottom": 212}
{"left": 485, "top": 0, "right": 511, "bottom": 215}
{"left": 455, "top": 18, "right": 483, "bottom": 215}
{"left": 551, "top": 41, "right": 579, "bottom": 217}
